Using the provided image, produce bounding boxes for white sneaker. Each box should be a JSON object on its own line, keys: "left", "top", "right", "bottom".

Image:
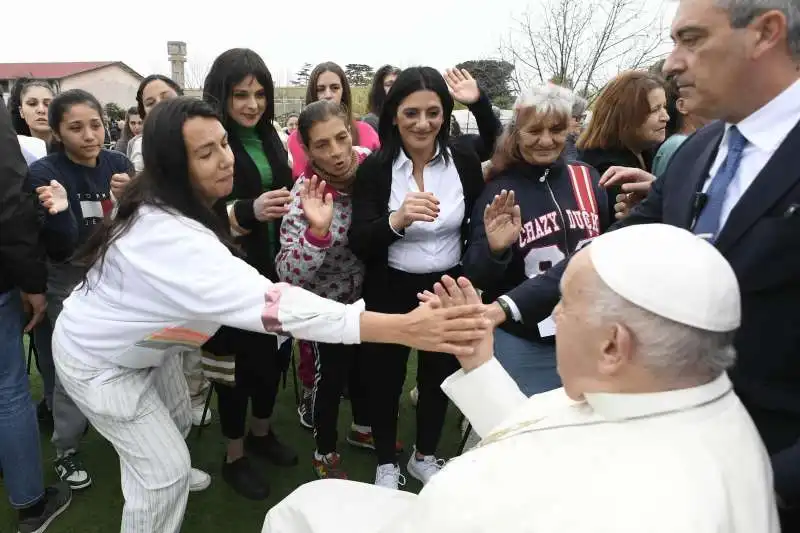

{"left": 374, "top": 463, "right": 405, "bottom": 490}
{"left": 192, "top": 405, "right": 212, "bottom": 427}
{"left": 406, "top": 449, "right": 445, "bottom": 485}
{"left": 189, "top": 468, "right": 211, "bottom": 492}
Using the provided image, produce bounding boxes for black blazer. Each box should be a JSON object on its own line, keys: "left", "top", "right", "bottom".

{"left": 213, "top": 127, "right": 292, "bottom": 280}
{"left": 506, "top": 119, "right": 800, "bottom": 508}
{"left": 348, "top": 92, "right": 500, "bottom": 271}
{"left": 206, "top": 126, "right": 292, "bottom": 359}
{"left": 578, "top": 146, "right": 655, "bottom": 223}
{"left": 0, "top": 96, "right": 47, "bottom": 294}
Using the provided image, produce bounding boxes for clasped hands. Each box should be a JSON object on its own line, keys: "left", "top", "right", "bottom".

{"left": 411, "top": 276, "right": 495, "bottom": 372}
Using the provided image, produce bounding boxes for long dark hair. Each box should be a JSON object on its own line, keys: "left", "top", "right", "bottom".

{"left": 136, "top": 74, "right": 184, "bottom": 119}
{"left": 376, "top": 66, "right": 454, "bottom": 166}
{"left": 305, "top": 62, "right": 360, "bottom": 145}
{"left": 8, "top": 77, "right": 55, "bottom": 135}
{"left": 121, "top": 106, "right": 139, "bottom": 144}
{"left": 202, "top": 48, "right": 277, "bottom": 136}
{"left": 48, "top": 89, "right": 104, "bottom": 153}
{"left": 368, "top": 65, "right": 401, "bottom": 116}
{"left": 74, "top": 97, "right": 236, "bottom": 287}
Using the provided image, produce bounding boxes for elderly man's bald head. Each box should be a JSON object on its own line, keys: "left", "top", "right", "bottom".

{"left": 553, "top": 225, "right": 740, "bottom": 401}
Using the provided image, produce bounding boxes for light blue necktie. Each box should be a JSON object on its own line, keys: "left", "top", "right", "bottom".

{"left": 693, "top": 126, "right": 748, "bottom": 240}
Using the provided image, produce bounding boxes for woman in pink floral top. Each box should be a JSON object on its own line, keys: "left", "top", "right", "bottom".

{"left": 276, "top": 100, "right": 373, "bottom": 480}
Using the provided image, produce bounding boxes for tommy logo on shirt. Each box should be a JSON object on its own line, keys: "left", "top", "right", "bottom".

{"left": 78, "top": 192, "right": 113, "bottom": 226}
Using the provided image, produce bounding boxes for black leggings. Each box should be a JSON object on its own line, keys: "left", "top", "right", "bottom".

{"left": 215, "top": 330, "right": 288, "bottom": 440}
{"left": 311, "top": 342, "right": 368, "bottom": 454}
{"left": 362, "top": 266, "right": 461, "bottom": 465}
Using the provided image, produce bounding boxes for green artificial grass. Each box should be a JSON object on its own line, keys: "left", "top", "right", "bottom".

{"left": 0, "top": 350, "right": 463, "bottom": 532}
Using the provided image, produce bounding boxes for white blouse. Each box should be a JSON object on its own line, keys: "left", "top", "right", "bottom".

{"left": 388, "top": 150, "right": 465, "bottom": 274}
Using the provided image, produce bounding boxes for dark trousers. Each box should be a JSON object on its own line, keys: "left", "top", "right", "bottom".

{"left": 215, "top": 330, "right": 286, "bottom": 440}
{"left": 363, "top": 266, "right": 461, "bottom": 465}
{"left": 742, "top": 396, "right": 800, "bottom": 529}
{"left": 312, "top": 342, "right": 368, "bottom": 454}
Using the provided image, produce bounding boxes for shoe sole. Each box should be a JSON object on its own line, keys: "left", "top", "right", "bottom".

{"left": 346, "top": 437, "right": 375, "bottom": 450}
{"left": 65, "top": 478, "right": 92, "bottom": 490}
{"left": 189, "top": 478, "right": 211, "bottom": 492}
{"left": 19, "top": 493, "right": 72, "bottom": 533}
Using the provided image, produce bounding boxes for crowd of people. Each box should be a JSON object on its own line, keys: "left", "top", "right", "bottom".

{"left": 0, "top": 0, "right": 798, "bottom": 532}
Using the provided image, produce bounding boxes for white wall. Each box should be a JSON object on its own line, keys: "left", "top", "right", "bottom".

{"left": 60, "top": 65, "right": 141, "bottom": 109}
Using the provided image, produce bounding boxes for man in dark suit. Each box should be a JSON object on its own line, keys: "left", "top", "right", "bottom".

{"left": 0, "top": 95, "right": 72, "bottom": 531}
{"left": 477, "top": 0, "right": 800, "bottom": 525}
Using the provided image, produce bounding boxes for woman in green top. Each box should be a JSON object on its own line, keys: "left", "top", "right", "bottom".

{"left": 202, "top": 48, "right": 295, "bottom": 501}
{"left": 652, "top": 77, "right": 711, "bottom": 178}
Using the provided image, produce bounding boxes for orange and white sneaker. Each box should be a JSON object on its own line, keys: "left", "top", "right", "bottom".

{"left": 312, "top": 452, "right": 348, "bottom": 480}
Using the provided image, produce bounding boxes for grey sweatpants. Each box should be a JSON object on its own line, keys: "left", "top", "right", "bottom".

{"left": 47, "top": 263, "right": 89, "bottom": 455}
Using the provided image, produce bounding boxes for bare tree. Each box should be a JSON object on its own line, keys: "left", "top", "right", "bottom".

{"left": 185, "top": 62, "right": 212, "bottom": 90}
{"left": 501, "top": 0, "right": 668, "bottom": 99}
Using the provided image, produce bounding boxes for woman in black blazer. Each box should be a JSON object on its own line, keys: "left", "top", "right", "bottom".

{"left": 349, "top": 66, "right": 500, "bottom": 490}
{"left": 202, "top": 48, "right": 296, "bottom": 501}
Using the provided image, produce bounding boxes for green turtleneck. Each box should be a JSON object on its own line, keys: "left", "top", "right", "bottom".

{"left": 235, "top": 124, "right": 274, "bottom": 190}
{"left": 235, "top": 124, "right": 277, "bottom": 257}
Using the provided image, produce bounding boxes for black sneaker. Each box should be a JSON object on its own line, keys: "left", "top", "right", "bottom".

{"left": 17, "top": 483, "right": 71, "bottom": 533}
{"left": 245, "top": 431, "right": 298, "bottom": 467}
{"left": 54, "top": 453, "right": 92, "bottom": 490}
{"left": 297, "top": 392, "right": 313, "bottom": 430}
{"left": 221, "top": 456, "right": 269, "bottom": 501}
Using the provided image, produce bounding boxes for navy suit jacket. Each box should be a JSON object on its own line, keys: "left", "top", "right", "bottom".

{"left": 504, "top": 119, "right": 800, "bottom": 506}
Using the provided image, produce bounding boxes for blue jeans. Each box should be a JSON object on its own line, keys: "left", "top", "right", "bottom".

{"left": 493, "top": 329, "right": 561, "bottom": 397}
{"left": 0, "top": 290, "right": 45, "bottom": 508}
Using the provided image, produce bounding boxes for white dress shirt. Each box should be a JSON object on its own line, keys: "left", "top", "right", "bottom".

{"left": 704, "top": 78, "right": 800, "bottom": 230}
{"left": 387, "top": 150, "right": 465, "bottom": 274}
{"left": 262, "top": 358, "right": 779, "bottom": 533}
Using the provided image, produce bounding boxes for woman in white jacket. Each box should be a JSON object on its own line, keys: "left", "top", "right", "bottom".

{"left": 45, "top": 97, "right": 489, "bottom": 533}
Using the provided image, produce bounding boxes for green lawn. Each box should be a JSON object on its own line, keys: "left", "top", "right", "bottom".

{"left": 0, "top": 351, "right": 463, "bottom": 532}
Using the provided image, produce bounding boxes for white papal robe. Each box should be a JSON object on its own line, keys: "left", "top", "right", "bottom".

{"left": 263, "top": 358, "right": 779, "bottom": 533}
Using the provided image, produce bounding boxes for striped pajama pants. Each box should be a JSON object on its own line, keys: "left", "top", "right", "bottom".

{"left": 53, "top": 339, "right": 193, "bottom": 533}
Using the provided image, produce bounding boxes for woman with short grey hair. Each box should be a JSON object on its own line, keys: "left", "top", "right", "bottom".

{"left": 463, "top": 83, "right": 611, "bottom": 396}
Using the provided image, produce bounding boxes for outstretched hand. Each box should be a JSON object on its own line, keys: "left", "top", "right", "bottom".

{"left": 419, "top": 276, "right": 494, "bottom": 371}
{"left": 36, "top": 180, "right": 69, "bottom": 215}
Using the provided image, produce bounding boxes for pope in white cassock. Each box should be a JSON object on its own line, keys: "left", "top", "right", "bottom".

{"left": 262, "top": 224, "right": 779, "bottom": 533}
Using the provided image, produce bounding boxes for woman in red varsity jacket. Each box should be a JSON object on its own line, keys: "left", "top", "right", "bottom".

{"left": 463, "top": 83, "right": 610, "bottom": 397}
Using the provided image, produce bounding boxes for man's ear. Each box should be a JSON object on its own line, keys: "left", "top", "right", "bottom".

{"left": 597, "top": 323, "right": 634, "bottom": 376}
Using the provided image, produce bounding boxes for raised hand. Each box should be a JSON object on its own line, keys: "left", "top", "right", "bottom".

{"left": 36, "top": 180, "right": 69, "bottom": 215}
{"left": 254, "top": 188, "right": 292, "bottom": 222}
{"left": 389, "top": 192, "right": 440, "bottom": 232}
{"left": 110, "top": 172, "right": 132, "bottom": 200}
{"left": 444, "top": 68, "right": 480, "bottom": 105}
{"left": 300, "top": 175, "right": 334, "bottom": 238}
{"left": 484, "top": 189, "right": 522, "bottom": 254}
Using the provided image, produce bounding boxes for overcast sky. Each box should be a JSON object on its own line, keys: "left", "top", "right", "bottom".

{"left": 2, "top": 0, "right": 676, "bottom": 86}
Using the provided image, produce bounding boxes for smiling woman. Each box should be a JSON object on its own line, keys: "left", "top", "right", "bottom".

{"left": 348, "top": 66, "right": 501, "bottom": 490}
{"left": 201, "top": 47, "right": 300, "bottom": 500}
{"left": 463, "top": 82, "right": 611, "bottom": 398}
